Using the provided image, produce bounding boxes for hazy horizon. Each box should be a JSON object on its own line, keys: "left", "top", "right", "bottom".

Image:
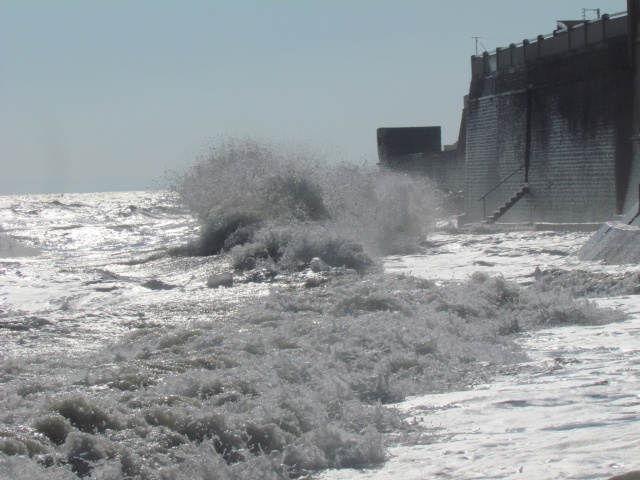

{"left": 0, "top": 0, "right": 627, "bottom": 195}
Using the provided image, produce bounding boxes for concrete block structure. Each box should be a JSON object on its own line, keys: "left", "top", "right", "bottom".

{"left": 380, "top": 6, "right": 640, "bottom": 226}
{"left": 377, "top": 127, "right": 442, "bottom": 163}
{"left": 462, "top": 12, "right": 634, "bottom": 225}
{"left": 377, "top": 110, "right": 467, "bottom": 196}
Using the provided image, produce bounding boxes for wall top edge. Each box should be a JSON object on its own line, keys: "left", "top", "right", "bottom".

{"left": 471, "top": 10, "right": 627, "bottom": 60}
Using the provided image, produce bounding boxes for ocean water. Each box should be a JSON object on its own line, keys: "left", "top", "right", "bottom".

{"left": 1, "top": 142, "right": 638, "bottom": 479}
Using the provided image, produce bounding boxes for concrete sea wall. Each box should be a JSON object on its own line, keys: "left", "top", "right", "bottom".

{"left": 463, "top": 13, "right": 634, "bottom": 224}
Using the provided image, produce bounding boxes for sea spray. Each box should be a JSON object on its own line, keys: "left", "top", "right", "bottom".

{"left": 0, "top": 175, "right": 631, "bottom": 479}
{"left": 168, "top": 137, "right": 443, "bottom": 271}
{"left": 0, "top": 266, "right": 625, "bottom": 478}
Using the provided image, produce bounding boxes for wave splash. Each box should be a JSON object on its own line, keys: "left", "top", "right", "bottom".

{"left": 0, "top": 189, "right": 630, "bottom": 479}
{"left": 169, "top": 137, "right": 443, "bottom": 272}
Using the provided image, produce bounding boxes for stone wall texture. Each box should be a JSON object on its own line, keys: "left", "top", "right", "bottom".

{"left": 464, "top": 33, "right": 633, "bottom": 224}
{"left": 388, "top": 150, "right": 465, "bottom": 194}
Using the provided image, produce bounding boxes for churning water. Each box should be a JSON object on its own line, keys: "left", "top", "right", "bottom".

{"left": 0, "top": 139, "right": 637, "bottom": 479}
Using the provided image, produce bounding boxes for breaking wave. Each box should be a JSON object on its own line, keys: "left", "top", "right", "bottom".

{"left": 1, "top": 147, "right": 630, "bottom": 479}
{"left": 168, "top": 137, "right": 444, "bottom": 271}
{"left": 0, "top": 267, "right": 623, "bottom": 479}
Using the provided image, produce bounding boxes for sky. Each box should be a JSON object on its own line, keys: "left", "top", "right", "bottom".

{"left": 0, "top": 0, "right": 628, "bottom": 195}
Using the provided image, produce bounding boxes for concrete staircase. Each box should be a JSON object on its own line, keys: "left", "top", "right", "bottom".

{"left": 486, "top": 186, "right": 530, "bottom": 224}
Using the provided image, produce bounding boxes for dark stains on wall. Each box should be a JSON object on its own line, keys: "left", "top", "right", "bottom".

{"left": 463, "top": 26, "right": 633, "bottom": 224}
{"left": 379, "top": 13, "right": 635, "bottom": 225}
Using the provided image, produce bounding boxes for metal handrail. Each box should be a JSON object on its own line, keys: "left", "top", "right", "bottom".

{"left": 478, "top": 164, "right": 526, "bottom": 220}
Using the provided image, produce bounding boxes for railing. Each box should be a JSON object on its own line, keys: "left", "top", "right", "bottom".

{"left": 473, "top": 10, "right": 626, "bottom": 58}
{"left": 478, "top": 164, "right": 526, "bottom": 220}
{"left": 471, "top": 11, "right": 628, "bottom": 77}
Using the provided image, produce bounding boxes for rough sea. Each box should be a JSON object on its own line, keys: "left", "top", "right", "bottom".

{"left": 1, "top": 140, "right": 639, "bottom": 479}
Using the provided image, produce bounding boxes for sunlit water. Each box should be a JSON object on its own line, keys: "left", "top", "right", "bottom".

{"left": 342, "top": 231, "right": 640, "bottom": 480}
{"left": 323, "top": 276, "right": 640, "bottom": 479}
{"left": 0, "top": 190, "right": 638, "bottom": 479}
{"left": 1, "top": 191, "right": 217, "bottom": 358}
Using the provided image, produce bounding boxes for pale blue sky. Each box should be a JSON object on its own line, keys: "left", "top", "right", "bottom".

{"left": 0, "top": 0, "right": 627, "bottom": 194}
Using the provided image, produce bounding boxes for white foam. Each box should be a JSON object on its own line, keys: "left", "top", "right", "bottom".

{"left": 317, "top": 231, "right": 640, "bottom": 479}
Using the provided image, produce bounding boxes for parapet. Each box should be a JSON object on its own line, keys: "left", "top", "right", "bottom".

{"left": 471, "top": 12, "right": 628, "bottom": 77}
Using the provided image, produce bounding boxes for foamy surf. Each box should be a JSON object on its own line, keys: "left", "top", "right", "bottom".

{"left": 319, "top": 297, "right": 640, "bottom": 480}
{"left": 0, "top": 139, "right": 637, "bottom": 479}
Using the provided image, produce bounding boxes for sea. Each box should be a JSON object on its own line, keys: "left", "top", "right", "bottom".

{"left": 1, "top": 141, "right": 639, "bottom": 479}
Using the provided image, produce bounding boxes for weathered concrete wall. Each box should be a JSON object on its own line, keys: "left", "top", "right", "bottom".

{"left": 527, "top": 66, "right": 631, "bottom": 222}
{"left": 629, "top": 0, "right": 640, "bottom": 213}
{"left": 463, "top": 23, "right": 633, "bottom": 224}
{"left": 579, "top": 221, "right": 640, "bottom": 263}
{"left": 465, "top": 91, "right": 530, "bottom": 222}
{"left": 471, "top": 15, "right": 629, "bottom": 76}
{"left": 578, "top": 4, "right": 640, "bottom": 265}
{"left": 389, "top": 150, "right": 465, "bottom": 194}
{"left": 378, "top": 121, "right": 465, "bottom": 195}
{"left": 377, "top": 127, "right": 441, "bottom": 164}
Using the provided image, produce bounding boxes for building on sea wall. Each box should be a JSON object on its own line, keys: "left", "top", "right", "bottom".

{"left": 376, "top": 109, "right": 467, "bottom": 199}
{"left": 379, "top": 5, "right": 640, "bottom": 225}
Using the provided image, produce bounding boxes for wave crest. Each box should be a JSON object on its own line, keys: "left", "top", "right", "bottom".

{"left": 169, "top": 137, "right": 443, "bottom": 270}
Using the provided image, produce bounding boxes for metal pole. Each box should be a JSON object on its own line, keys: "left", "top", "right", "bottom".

{"left": 583, "top": 8, "right": 602, "bottom": 20}
{"left": 472, "top": 37, "right": 480, "bottom": 56}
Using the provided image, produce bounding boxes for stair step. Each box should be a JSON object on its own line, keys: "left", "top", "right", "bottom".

{"left": 486, "top": 186, "right": 530, "bottom": 224}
